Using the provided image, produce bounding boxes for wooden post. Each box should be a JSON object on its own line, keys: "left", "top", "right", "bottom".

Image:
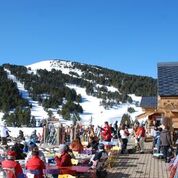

{"left": 56, "top": 127, "right": 59, "bottom": 145}
{"left": 43, "top": 126, "right": 46, "bottom": 144}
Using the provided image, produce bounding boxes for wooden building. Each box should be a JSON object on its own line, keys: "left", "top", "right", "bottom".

{"left": 137, "top": 62, "right": 178, "bottom": 130}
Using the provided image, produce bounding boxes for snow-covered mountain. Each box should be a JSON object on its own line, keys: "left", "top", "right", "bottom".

{"left": 0, "top": 60, "right": 145, "bottom": 132}
{"left": 27, "top": 60, "right": 142, "bottom": 126}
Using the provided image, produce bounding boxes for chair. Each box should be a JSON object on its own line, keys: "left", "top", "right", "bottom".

{"left": 26, "top": 169, "right": 40, "bottom": 178}
{"left": 58, "top": 174, "right": 76, "bottom": 178}
{"left": 71, "top": 158, "right": 79, "bottom": 165}
{"left": 2, "top": 167, "right": 16, "bottom": 178}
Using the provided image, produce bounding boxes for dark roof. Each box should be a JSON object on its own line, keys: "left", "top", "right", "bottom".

{"left": 140, "top": 96, "right": 157, "bottom": 108}
{"left": 158, "top": 62, "right": 178, "bottom": 96}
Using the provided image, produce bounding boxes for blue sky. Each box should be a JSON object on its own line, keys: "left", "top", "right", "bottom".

{"left": 0, "top": 0, "right": 178, "bottom": 78}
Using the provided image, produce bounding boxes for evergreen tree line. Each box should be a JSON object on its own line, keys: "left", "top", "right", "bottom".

{"left": 1, "top": 61, "right": 157, "bottom": 126}
{"left": 2, "top": 64, "right": 83, "bottom": 121}
{"left": 73, "top": 62, "right": 157, "bottom": 96}
{"left": 0, "top": 66, "right": 28, "bottom": 112}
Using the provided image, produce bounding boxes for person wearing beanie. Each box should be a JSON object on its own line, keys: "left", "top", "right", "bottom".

{"left": 1, "top": 150, "right": 24, "bottom": 178}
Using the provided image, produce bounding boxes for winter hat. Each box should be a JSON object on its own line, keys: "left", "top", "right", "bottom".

{"left": 29, "top": 142, "right": 37, "bottom": 150}
{"left": 58, "top": 144, "right": 67, "bottom": 154}
{"left": 7, "top": 150, "right": 17, "bottom": 159}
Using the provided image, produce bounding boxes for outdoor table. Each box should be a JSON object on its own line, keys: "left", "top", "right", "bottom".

{"left": 75, "top": 153, "right": 93, "bottom": 164}
{"left": 45, "top": 164, "right": 96, "bottom": 178}
{"left": 99, "top": 141, "right": 117, "bottom": 146}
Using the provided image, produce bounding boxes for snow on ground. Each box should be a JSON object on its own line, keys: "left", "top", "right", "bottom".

{"left": 4, "top": 69, "right": 48, "bottom": 121}
{"left": 95, "top": 84, "right": 118, "bottom": 93}
{"left": 128, "top": 94, "right": 142, "bottom": 103}
{"left": 27, "top": 60, "right": 83, "bottom": 76}
{"left": 67, "top": 85, "right": 142, "bottom": 127}
{"left": 7, "top": 127, "right": 43, "bottom": 138}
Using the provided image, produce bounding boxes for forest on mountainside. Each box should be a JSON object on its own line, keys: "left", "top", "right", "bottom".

{"left": 0, "top": 61, "right": 157, "bottom": 126}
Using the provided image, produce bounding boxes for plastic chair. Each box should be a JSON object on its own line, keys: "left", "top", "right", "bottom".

{"left": 26, "top": 169, "right": 40, "bottom": 178}
{"left": 2, "top": 167, "right": 16, "bottom": 178}
{"left": 71, "top": 158, "right": 79, "bottom": 165}
{"left": 58, "top": 174, "right": 76, "bottom": 178}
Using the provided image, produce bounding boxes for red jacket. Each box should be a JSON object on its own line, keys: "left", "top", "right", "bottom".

{"left": 55, "top": 152, "right": 72, "bottom": 167}
{"left": 136, "top": 126, "right": 146, "bottom": 138}
{"left": 101, "top": 125, "right": 112, "bottom": 141}
{"left": 2, "top": 159, "right": 24, "bottom": 178}
{"left": 26, "top": 155, "right": 46, "bottom": 178}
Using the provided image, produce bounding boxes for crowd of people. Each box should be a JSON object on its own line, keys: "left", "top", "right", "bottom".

{"left": 1, "top": 119, "right": 177, "bottom": 178}
{"left": 0, "top": 120, "right": 122, "bottom": 177}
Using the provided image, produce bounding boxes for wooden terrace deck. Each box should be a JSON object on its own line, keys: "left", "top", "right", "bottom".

{"left": 107, "top": 142, "right": 169, "bottom": 178}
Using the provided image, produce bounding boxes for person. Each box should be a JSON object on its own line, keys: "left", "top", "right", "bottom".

{"left": 133, "top": 122, "right": 140, "bottom": 150}
{"left": 55, "top": 144, "right": 72, "bottom": 167}
{"left": 113, "top": 121, "right": 118, "bottom": 139}
{"left": 154, "top": 127, "right": 162, "bottom": 153}
{"left": 53, "top": 144, "right": 73, "bottom": 178}
{"left": 17, "top": 130, "right": 25, "bottom": 141}
{"left": 87, "top": 136, "right": 99, "bottom": 153}
{"left": 11, "top": 139, "right": 26, "bottom": 160}
{"left": 30, "top": 130, "right": 39, "bottom": 143}
{"left": 0, "top": 123, "right": 9, "bottom": 145}
{"left": 89, "top": 143, "right": 108, "bottom": 169}
{"left": 135, "top": 122, "right": 146, "bottom": 153}
{"left": 100, "top": 121, "right": 112, "bottom": 142}
{"left": 1, "top": 150, "right": 24, "bottom": 178}
{"left": 160, "top": 125, "right": 172, "bottom": 163}
{"left": 25, "top": 142, "right": 46, "bottom": 164}
{"left": 69, "top": 137, "right": 84, "bottom": 153}
{"left": 120, "top": 124, "right": 130, "bottom": 154}
{"left": 152, "top": 126, "right": 159, "bottom": 148}
{"left": 26, "top": 147, "right": 46, "bottom": 178}
{"left": 88, "top": 125, "right": 95, "bottom": 138}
